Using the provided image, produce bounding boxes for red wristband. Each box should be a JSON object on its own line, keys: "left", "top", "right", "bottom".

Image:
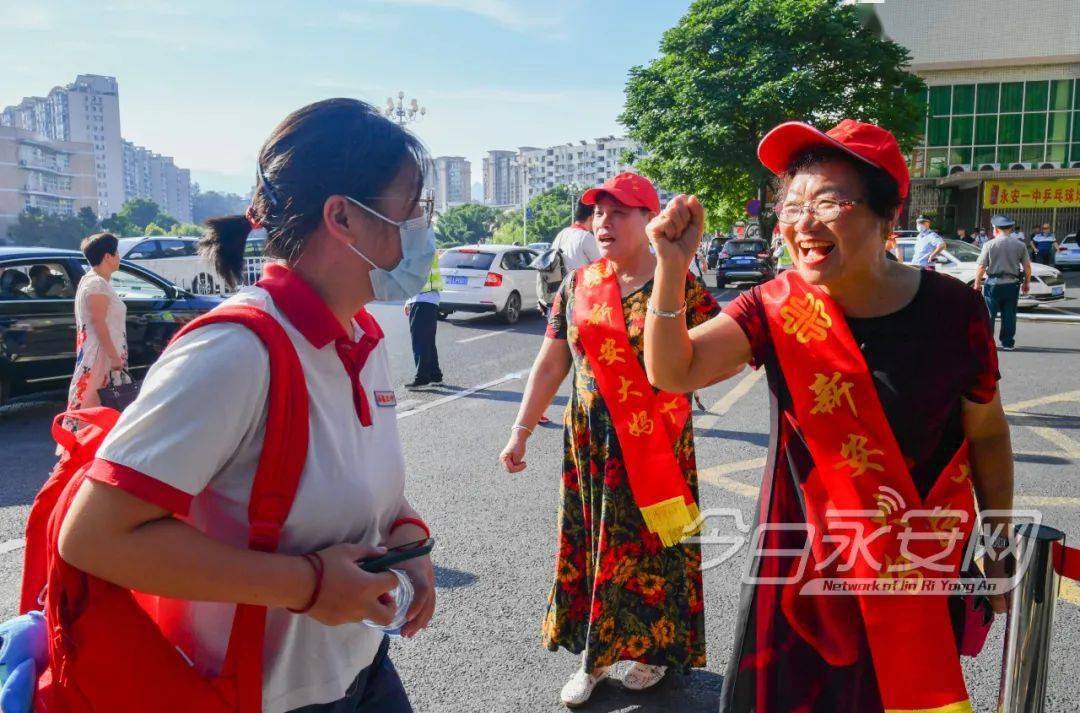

{"left": 389, "top": 517, "right": 431, "bottom": 540}
{"left": 288, "top": 552, "right": 324, "bottom": 614}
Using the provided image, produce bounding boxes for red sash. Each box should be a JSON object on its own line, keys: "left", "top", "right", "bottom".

{"left": 760, "top": 271, "right": 975, "bottom": 713}
{"left": 572, "top": 259, "right": 700, "bottom": 547}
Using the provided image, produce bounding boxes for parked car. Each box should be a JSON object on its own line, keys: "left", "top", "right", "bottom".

{"left": 527, "top": 241, "right": 552, "bottom": 252}
{"left": 715, "top": 238, "right": 775, "bottom": 288}
{"left": 437, "top": 245, "right": 539, "bottom": 324}
{"left": 0, "top": 247, "right": 222, "bottom": 405}
{"left": 1056, "top": 233, "right": 1080, "bottom": 268}
{"left": 895, "top": 238, "right": 1066, "bottom": 308}
{"left": 117, "top": 236, "right": 224, "bottom": 295}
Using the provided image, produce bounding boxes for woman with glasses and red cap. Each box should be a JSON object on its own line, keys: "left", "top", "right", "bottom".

{"left": 500, "top": 172, "right": 719, "bottom": 707}
{"left": 645, "top": 120, "right": 1014, "bottom": 713}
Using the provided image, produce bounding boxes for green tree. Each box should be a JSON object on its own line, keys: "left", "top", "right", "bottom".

{"left": 101, "top": 213, "right": 134, "bottom": 236}
{"left": 118, "top": 197, "right": 163, "bottom": 232}
{"left": 77, "top": 206, "right": 100, "bottom": 234}
{"left": 434, "top": 203, "right": 501, "bottom": 246}
{"left": 169, "top": 222, "right": 205, "bottom": 236}
{"left": 144, "top": 222, "right": 166, "bottom": 236}
{"left": 8, "top": 209, "right": 86, "bottom": 249}
{"left": 191, "top": 183, "right": 249, "bottom": 224}
{"left": 491, "top": 216, "right": 524, "bottom": 245}
{"left": 621, "top": 0, "right": 925, "bottom": 236}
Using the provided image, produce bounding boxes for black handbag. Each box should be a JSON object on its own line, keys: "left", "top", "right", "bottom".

{"left": 97, "top": 369, "right": 140, "bottom": 411}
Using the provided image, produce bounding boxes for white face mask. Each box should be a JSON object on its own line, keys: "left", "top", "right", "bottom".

{"left": 344, "top": 196, "right": 436, "bottom": 302}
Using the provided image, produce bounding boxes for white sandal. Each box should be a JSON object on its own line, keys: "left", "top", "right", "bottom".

{"left": 621, "top": 662, "right": 667, "bottom": 691}
{"left": 560, "top": 666, "right": 608, "bottom": 708}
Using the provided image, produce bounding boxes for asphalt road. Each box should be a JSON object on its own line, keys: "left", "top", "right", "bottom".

{"left": 1, "top": 273, "right": 1079, "bottom": 712}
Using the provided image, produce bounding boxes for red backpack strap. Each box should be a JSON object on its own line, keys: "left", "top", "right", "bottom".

{"left": 171, "top": 306, "right": 310, "bottom": 713}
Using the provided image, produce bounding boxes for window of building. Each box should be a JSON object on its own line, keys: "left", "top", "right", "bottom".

{"left": 1049, "top": 112, "right": 1071, "bottom": 143}
{"left": 1021, "top": 144, "right": 1045, "bottom": 163}
{"left": 1047, "top": 144, "right": 1068, "bottom": 163}
{"left": 999, "top": 114, "right": 1021, "bottom": 144}
{"left": 952, "top": 85, "right": 975, "bottom": 115}
{"left": 998, "top": 145, "right": 1020, "bottom": 164}
{"left": 975, "top": 115, "right": 997, "bottom": 144}
{"left": 927, "top": 117, "right": 949, "bottom": 146}
{"left": 973, "top": 146, "right": 996, "bottom": 166}
{"left": 929, "top": 86, "right": 951, "bottom": 116}
{"left": 1071, "top": 144, "right": 1080, "bottom": 163}
{"left": 1022, "top": 114, "right": 1046, "bottom": 144}
{"left": 1000, "top": 82, "right": 1024, "bottom": 112}
{"left": 1024, "top": 81, "right": 1049, "bottom": 112}
{"left": 950, "top": 116, "right": 973, "bottom": 146}
{"left": 976, "top": 83, "right": 999, "bottom": 114}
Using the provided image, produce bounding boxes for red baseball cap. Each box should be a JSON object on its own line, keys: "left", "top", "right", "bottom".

{"left": 757, "top": 119, "right": 910, "bottom": 199}
{"left": 581, "top": 172, "right": 661, "bottom": 214}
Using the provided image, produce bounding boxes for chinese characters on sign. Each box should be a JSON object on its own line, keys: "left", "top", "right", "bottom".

{"left": 984, "top": 179, "right": 1080, "bottom": 209}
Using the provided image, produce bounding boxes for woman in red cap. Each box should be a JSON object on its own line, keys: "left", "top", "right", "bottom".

{"left": 500, "top": 172, "right": 719, "bottom": 707}
{"left": 645, "top": 120, "right": 1014, "bottom": 713}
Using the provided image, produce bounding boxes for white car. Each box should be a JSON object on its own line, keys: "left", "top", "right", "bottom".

{"left": 438, "top": 244, "right": 539, "bottom": 323}
{"left": 1056, "top": 233, "right": 1080, "bottom": 268}
{"left": 117, "top": 236, "right": 223, "bottom": 295}
{"left": 896, "top": 238, "right": 1066, "bottom": 309}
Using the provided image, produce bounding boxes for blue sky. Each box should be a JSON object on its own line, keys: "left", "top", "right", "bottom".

{"left": 2, "top": 0, "right": 694, "bottom": 195}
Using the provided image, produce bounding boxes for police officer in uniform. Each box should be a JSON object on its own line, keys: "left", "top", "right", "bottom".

{"left": 1031, "top": 223, "right": 1057, "bottom": 265}
{"left": 912, "top": 215, "right": 945, "bottom": 267}
{"left": 404, "top": 253, "right": 444, "bottom": 387}
{"left": 974, "top": 214, "right": 1032, "bottom": 351}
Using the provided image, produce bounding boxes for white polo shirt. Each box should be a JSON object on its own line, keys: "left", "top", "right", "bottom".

{"left": 87, "top": 264, "right": 407, "bottom": 713}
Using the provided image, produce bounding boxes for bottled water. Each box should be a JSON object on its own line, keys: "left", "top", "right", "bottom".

{"left": 362, "top": 568, "right": 413, "bottom": 637}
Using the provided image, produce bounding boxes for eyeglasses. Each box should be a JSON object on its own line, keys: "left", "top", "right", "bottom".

{"left": 773, "top": 199, "right": 862, "bottom": 224}
{"left": 351, "top": 193, "right": 435, "bottom": 228}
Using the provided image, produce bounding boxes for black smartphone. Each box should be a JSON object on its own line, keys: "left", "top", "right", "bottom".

{"left": 357, "top": 537, "right": 435, "bottom": 573}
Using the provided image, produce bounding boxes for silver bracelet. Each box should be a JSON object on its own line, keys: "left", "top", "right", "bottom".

{"left": 511, "top": 423, "right": 533, "bottom": 435}
{"left": 648, "top": 301, "right": 687, "bottom": 319}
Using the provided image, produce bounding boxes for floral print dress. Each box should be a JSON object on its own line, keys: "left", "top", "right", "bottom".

{"left": 542, "top": 270, "right": 719, "bottom": 673}
{"left": 65, "top": 272, "right": 127, "bottom": 427}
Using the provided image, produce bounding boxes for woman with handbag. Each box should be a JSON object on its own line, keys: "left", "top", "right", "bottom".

{"left": 64, "top": 232, "right": 129, "bottom": 428}
{"left": 645, "top": 120, "right": 1014, "bottom": 713}
{"left": 53, "top": 99, "right": 437, "bottom": 712}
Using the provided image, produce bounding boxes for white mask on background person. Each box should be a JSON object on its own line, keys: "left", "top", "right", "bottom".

{"left": 344, "top": 196, "right": 436, "bottom": 302}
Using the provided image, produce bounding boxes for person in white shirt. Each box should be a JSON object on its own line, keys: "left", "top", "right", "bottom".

{"left": 550, "top": 199, "right": 600, "bottom": 270}
{"left": 57, "top": 99, "right": 436, "bottom": 713}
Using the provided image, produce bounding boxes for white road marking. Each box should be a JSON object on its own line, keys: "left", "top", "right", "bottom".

{"left": 457, "top": 329, "right": 509, "bottom": 344}
{"left": 0, "top": 538, "right": 25, "bottom": 556}
{"left": 695, "top": 369, "right": 764, "bottom": 432}
{"left": 396, "top": 372, "right": 523, "bottom": 420}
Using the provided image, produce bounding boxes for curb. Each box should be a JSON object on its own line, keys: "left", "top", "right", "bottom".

{"left": 0, "top": 400, "right": 64, "bottom": 422}
{"left": 1018, "top": 313, "right": 1080, "bottom": 324}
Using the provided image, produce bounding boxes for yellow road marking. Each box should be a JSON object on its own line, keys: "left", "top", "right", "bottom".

{"left": 1027, "top": 427, "right": 1080, "bottom": 459}
{"left": 1003, "top": 390, "right": 1080, "bottom": 413}
{"left": 696, "top": 369, "right": 764, "bottom": 432}
{"left": 699, "top": 457, "right": 767, "bottom": 479}
{"left": 1060, "top": 579, "right": 1080, "bottom": 606}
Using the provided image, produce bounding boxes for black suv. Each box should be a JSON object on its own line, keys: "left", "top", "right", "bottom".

{"left": 0, "top": 247, "right": 221, "bottom": 405}
{"left": 715, "top": 239, "right": 775, "bottom": 289}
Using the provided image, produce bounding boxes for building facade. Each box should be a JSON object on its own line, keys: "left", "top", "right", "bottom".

{"left": 874, "top": 0, "right": 1080, "bottom": 236}
{"left": 517, "top": 136, "right": 641, "bottom": 205}
{"left": 3, "top": 74, "right": 192, "bottom": 224}
{"left": 483, "top": 150, "right": 517, "bottom": 207}
{"left": 0, "top": 126, "right": 97, "bottom": 240}
{"left": 433, "top": 156, "right": 471, "bottom": 213}
{"left": 2, "top": 75, "right": 124, "bottom": 217}
{"left": 122, "top": 141, "right": 193, "bottom": 223}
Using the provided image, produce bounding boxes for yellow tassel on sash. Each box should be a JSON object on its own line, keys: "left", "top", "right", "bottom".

{"left": 640, "top": 496, "right": 702, "bottom": 547}
{"left": 885, "top": 700, "right": 972, "bottom": 713}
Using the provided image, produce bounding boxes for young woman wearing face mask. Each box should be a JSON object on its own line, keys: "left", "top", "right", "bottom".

{"left": 55, "top": 99, "right": 437, "bottom": 712}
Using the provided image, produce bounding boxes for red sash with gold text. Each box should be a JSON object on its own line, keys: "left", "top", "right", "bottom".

{"left": 761, "top": 271, "right": 976, "bottom": 713}
{"left": 572, "top": 259, "right": 700, "bottom": 547}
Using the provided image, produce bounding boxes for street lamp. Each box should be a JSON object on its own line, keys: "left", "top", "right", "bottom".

{"left": 384, "top": 91, "right": 426, "bottom": 126}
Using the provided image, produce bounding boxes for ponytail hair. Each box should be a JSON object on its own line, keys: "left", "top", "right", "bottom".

{"left": 199, "top": 215, "right": 251, "bottom": 288}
